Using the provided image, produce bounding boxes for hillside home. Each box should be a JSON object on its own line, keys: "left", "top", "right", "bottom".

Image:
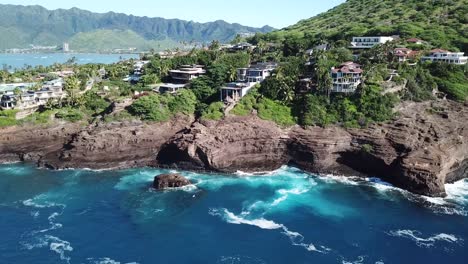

{"left": 393, "top": 48, "right": 419, "bottom": 62}
{"left": 0, "top": 79, "right": 65, "bottom": 110}
{"left": 221, "top": 62, "right": 277, "bottom": 102}
{"left": 169, "top": 65, "right": 206, "bottom": 82}
{"left": 421, "top": 49, "right": 467, "bottom": 65}
{"left": 330, "top": 62, "right": 363, "bottom": 93}
{"left": 157, "top": 83, "right": 188, "bottom": 94}
{"left": 230, "top": 42, "right": 256, "bottom": 52}
{"left": 350, "top": 36, "right": 395, "bottom": 49}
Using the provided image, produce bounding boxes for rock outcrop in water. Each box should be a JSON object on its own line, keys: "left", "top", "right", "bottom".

{"left": 0, "top": 100, "right": 466, "bottom": 197}
{"left": 153, "top": 173, "right": 191, "bottom": 189}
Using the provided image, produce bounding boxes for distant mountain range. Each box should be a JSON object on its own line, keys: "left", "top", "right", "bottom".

{"left": 0, "top": 4, "right": 275, "bottom": 52}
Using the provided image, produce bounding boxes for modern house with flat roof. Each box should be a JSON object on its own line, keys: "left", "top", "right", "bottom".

{"left": 169, "top": 65, "right": 206, "bottom": 82}
{"left": 330, "top": 62, "right": 363, "bottom": 93}
{"left": 157, "top": 83, "right": 189, "bottom": 94}
{"left": 421, "top": 49, "right": 467, "bottom": 65}
{"left": 220, "top": 62, "right": 277, "bottom": 102}
{"left": 0, "top": 79, "right": 65, "bottom": 110}
{"left": 350, "top": 36, "right": 395, "bottom": 49}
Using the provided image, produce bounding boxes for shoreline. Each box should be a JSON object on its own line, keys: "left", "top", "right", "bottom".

{"left": 0, "top": 100, "right": 467, "bottom": 198}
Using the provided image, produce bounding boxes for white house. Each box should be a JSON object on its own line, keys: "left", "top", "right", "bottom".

{"left": 157, "top": 83, "right": 188, "bottom": 94}
{"left": 330, "top": 62, "right": 363, "bottom": 93}
{"left": 421, "top": 49, "right": 467, "bottom": 65}
{"left": 169, "top": 65, "right": 206, "bottom": 82}
{"left": 350, "top": 36, "right": 395, "bottom": 49}
{"left": 221, "top": 62, "right": 277, "bottom": 102}
{"left": 0, "top": 79, "right": 65, "bottom": 110}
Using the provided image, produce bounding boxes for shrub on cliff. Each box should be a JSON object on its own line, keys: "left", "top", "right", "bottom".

{"left": 55, "top": 108, "right": 84, "bottom": 123}
{"left": 128, "top": 94, "right": 171, "bottom": 122}
{"left": 201, "top": 102, "right": 225, "bottom": 121}
{"left": 256, "top": 98, "right": 296, "bottom": 127}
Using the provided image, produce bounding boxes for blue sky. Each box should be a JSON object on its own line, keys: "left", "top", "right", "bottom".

{"left": 2, "top": 0, "right": 345, "bottom": 28}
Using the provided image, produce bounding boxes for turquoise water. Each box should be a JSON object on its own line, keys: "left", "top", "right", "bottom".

{"left": 0, "top": 53, "right": 139, "bottom": 69}
{"left": 0, "top": 164, "right": 467, "bottom": 264}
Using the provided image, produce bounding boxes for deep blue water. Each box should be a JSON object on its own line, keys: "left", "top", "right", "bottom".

{"left": 0, "top": 164, "right": 467, "bottom": 264}
{"left": 0, "top": 53, "right": 139, "bottom": 69}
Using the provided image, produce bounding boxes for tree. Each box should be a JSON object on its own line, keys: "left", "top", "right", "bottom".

{"left": 64, "top": 76, "right": 83, "bottom": 107}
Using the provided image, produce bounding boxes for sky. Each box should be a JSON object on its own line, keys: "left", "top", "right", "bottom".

{"left": 1, "top": 0, "right": 345, "bottom": 28}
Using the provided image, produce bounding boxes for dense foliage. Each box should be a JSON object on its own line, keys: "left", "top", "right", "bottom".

{"left": 255, "top": 0, "right": 467, "bottom": 53}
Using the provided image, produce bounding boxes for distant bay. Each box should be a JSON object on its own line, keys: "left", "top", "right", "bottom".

{"left": 0, "top": 53, "right": 140, "bottom": 70}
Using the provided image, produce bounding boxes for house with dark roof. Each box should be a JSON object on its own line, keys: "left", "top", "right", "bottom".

{"left": 330, "top": 62, "right": 363, "bottom": 93}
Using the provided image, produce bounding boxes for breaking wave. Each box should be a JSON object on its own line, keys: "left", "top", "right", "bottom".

{"left": 209, "top": 208, "right": 330, "bottom": 253}
{"left": 387, "top": 230, "right": 462, "bottom": 248}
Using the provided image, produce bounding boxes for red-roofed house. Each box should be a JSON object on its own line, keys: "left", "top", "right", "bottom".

{"left": 330, "top": 62, "right": 363, "bottom": 93}
{"left": 393, "top": 48, "right": 420, "bottom": 62}
{"left": 421, "top": 50, "right": 467, "bottom": 65}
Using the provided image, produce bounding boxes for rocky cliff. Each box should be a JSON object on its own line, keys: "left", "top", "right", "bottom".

{"left": 156, "top": 100, "right": 468, "bottom": 197}
{"left": 0, "top": 116, "right": 193, "bottom": 170}
{"left": 0, "top": 100, "right": 466, "bottom": 197}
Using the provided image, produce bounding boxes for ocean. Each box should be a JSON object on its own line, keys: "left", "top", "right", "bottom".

{"left": 0, "top": 53, "right": 139, "bottom": 69}
{"left": 0, "top": 164, "right": 466, "bottom": 264}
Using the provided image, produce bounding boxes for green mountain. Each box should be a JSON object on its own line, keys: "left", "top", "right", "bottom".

{"left": 261, "top": 0, "right": 467, "bottom": 52}
{"left": 0, "top": 4, "right": 275, "bottom": 51}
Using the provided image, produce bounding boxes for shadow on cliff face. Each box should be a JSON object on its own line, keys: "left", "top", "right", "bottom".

{"left": 156, "top": 142, "right": 206, "bottom": 171}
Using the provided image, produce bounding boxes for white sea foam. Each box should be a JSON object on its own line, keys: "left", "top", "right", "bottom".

{"left": 86, "top": 257, "right": 140, "bottom": 264}
{"left": 388, "top": 229, "right": 461, "bottom": 248}
{"left": 209, "top": 208, "right": 330, "bottom": 253}
{"left": 216, "top": 255, "right": 266, "bottom": 264}
{"left": 22, "top": 235, "right": 73, "bottom": 263}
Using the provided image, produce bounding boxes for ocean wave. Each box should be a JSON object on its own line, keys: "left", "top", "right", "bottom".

{"left": 216, "top": 255, "right": 266, "bottom": 264}
{"left": 86, "top": 257, "right": 140, "bottom": 264}
{"left": 22, "top": 235, "right": 73, "bottom": 263}
{"left": 387, "top": 229, "right": 462, "bottom": 248}
{"left": 209, "top": 208, "right": 330, "bottom": 253}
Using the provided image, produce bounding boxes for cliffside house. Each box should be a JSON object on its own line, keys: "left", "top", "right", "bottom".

{"left": 157, "top": 83, "right": 188, "bottom": 94}
{"left": 169, "top": 65, "right": 206, "bottom": 82}
{"left": 350, "top": 36, "right": 395, "bottom": 49}
{"left": 0, "top": 79, "right": 65, "bottom": 110}
{"left": 421, "top": 49, "right": 467, "bottom": 65}
{"left": 393, "top": 48, "right": 419, "bottom": 62}
{"left": 330, "top": 62, "right": 363, "bottom": 93}
{"left": 220, "top": 62, "right": 277, "bottom": 102}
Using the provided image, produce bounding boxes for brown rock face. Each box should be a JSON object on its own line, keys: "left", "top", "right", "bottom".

{"left": 344, "top": 100, "right": 468, "bottom": 196}
{"left": 0, "top": 123, "right": 83, "bottom": 165}
{"left": 157, "top": 100, "right": 468, "bottom": 197}
{"left": 153, "top": 173, "right": 191, "bottom": 189}
{"left": 46, "top": 116, "right": 193, "bottom": 170}
{"left": 157, "top": 116, "right": 290, "bottom": 172}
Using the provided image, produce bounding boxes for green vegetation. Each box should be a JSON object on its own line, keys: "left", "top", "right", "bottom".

{"left": 255, "top": 0, "right": 467, "bottom": 53}
{"left": 128, "top": 90, "right": 198, "bottom": 122}
{"left": 201, "top": 102, "right": 225, "bottom": 121}
{"left": 55, "top": 108, "right": 84, "bottom": 123}
{"left": 0, "top": 4, "right": 273, "bottom": 51}
{"left": 69, "top": 30, "right": 180, "bottom": 52}
{"left": 0, "top": 110, "right": 18, "bottom": 127}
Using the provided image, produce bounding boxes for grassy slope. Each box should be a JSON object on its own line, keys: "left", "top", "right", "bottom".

{"left": 68, "top": 29, "right": 181, "bottom": 52}
{"left": 264, "top": 0, "right": 468, "bottom": 51}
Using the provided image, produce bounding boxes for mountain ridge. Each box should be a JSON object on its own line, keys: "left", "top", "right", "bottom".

{"left": 0, "top": 4, "right": 275, "bottom": 51}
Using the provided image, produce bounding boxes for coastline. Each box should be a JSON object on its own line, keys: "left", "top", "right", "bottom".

{"left": 1, "top": 99, "right": 467, "bottom": 197}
